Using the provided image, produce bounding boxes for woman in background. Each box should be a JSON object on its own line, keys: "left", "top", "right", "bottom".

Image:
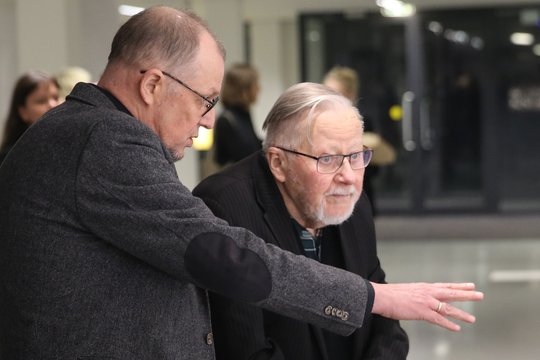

{"left": 213, "top": 63, "right": 261, "bottom": 167}
{"left": 56, "top": 66, "right": 92, "bottom": 102}
{"left": 0, "top": 70, "right": 60, "bottom": 164}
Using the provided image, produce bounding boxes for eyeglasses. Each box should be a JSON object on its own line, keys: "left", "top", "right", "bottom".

{"left": 275, "top": 146, "right": 373, "bottom": 174}
{"left": 140, "top": 70, "right": 219, "bottom": 116}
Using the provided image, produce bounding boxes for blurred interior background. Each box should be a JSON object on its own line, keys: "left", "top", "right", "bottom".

{"left": 1, "top": 0, "right": 540, "bottom": 358}
{"left": 1, "top": 0, "right": 539, "bottom": 214}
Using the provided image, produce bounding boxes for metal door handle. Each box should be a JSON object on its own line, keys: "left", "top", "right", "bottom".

{"left": 401, "top": 91, "right": 416, "bottom": 151}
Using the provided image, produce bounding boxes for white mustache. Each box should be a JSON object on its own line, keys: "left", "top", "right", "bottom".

{"left": 326, "top": 187, "right": 356, "bottom": 196}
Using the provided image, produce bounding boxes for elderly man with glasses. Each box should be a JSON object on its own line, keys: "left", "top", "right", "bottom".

{"left": 194, "top": 82, "right": 409, "bottom": 360}
{"left": 0, "top": 6, "right": 482, "bottom": 360}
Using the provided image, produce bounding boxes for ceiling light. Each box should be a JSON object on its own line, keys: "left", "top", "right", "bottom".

{"left": 470, "top": 36, "right": 484, "bottom": 50}
{"left": 510, "top": 32, "right": 535, "bottom": 46}
{"left": 533, "top": 44, "right": 540, "bottom": 56}
{"left": 118, "top": 5, "right": 145, "bottom": 17}
{"left": 427, "top": 21, "right": 443, "bottom": 35}
{"left": 377, "top": 0, "right": 416, "bottom": 18}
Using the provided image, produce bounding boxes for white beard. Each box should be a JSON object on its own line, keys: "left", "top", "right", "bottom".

{"left": 311, "top": 187, "right": 359, "bottom": 226}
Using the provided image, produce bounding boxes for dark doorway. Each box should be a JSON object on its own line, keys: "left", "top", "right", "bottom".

{"left": 300, "top": 6, "right": 540, "bottom": 214}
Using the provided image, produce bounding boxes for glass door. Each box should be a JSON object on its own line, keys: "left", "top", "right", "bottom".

{"left": 420, "top": 7, "right": 540, "bottom": 213}
{"left": 300, "top": 6, "right": 540, "bottom": 214}
{"left": 301, "top": 12, "right": 418, "bottom": 213}
{"left": 415, "top": 10, "right": 489, "bottom": 213}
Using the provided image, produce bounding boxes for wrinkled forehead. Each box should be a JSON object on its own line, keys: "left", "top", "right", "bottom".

{"left": 299, "top": 106, "right": 362, "bottom": 150}
{"left": 303, "top": 100, "right": 362, "bottom": 132}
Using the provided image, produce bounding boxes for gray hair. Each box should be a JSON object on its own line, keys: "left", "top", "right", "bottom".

{"left": 107, "top": 6, "right": 225, "bottom": 71}
{"left": 262, "top": 82, "right": 363, "bottom": 150}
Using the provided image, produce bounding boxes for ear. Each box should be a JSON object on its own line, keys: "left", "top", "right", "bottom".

{"left": 266, "top": 147, "right": 288, "bottom": 183}
{"left": 139, "top": 69, "right": 165, "bottom": 105}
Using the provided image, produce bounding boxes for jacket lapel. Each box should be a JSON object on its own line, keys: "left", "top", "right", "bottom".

{"left": 251, "top": 153, "right": 302, "bottom": 253}
{"left": 336, "top": 206, "right": 369, "bottom": 359}
{"left": 336, "top": 214, "right": 364, "bottom": 275}
{"left": 251, "top": 153, "right": 331, "bottom": 359}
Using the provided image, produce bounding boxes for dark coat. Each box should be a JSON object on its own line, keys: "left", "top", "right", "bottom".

{"left": 213, "top": 106, "right": 261, "bottom": 166}
{"left": 194, "top": 152, "right": 409, "bottom": 360}
{"left": 0, "top": 83, "right": 373, "bottom": 360}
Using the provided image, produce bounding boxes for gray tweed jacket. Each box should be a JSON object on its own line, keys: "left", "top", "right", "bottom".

{"left": 0, "top": 83, "right": 372, "bottom": 360}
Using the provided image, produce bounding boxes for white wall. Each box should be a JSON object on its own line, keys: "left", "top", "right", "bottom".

{"left": 0, "top": 0, "right": 118, "bottom": 136}
{"left": 15, "top": 0, "right": 69, "bottom": 73}
{"left": 68, "top": 0, "right": 120, "bottom": 80}
{"left": 0, "top": 0, "right": 17, "bottom": 120}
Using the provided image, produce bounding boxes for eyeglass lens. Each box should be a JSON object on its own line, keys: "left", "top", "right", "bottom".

{"left": 317, "top": 150, "right": 373, "bottom": 173}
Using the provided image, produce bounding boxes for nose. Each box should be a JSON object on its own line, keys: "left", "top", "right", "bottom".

{"left": 199, "top": 109, "right": 216, "bottom": 129}
{"left": 335, "top": 157, "right": 361, "bottom": 184}
{"left": 48, "top": 98, "right": 59, "bottom": 109}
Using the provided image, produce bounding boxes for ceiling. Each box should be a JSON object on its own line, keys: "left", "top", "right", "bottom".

{"left": 124, "top": 0, "right": 540, "bottom": 19}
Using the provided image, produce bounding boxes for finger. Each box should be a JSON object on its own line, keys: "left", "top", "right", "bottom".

{"left": 442, "top": 303, "right": 477, "bottom": 324}
{"left": 427, "top": 304, "right": 461, "bottom": 332}
{"left": 436, "top": 289, "right": 484, "bottom": 302}
{"left": 432, "top": 282, "right": 476, "bottom": 290}
{"left": 432, "top": 315, "right": 462, "bottom": 332}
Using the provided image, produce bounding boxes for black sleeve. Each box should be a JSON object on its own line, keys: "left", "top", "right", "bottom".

{"left": 210, "top": 293, "right": 287, "bottom": 360}
{"left": 213, "top": 112, "right": 261, "bottom": 165}
{"left": 213, "top": 114, "right": 236, "bottom": 165}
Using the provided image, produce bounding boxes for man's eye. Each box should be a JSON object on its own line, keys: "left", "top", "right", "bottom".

{"left": 350, "top": 152, "right": 361, "bottom": 161}
{"left": 319, "top": 155, "right": 334, "bottom": 164}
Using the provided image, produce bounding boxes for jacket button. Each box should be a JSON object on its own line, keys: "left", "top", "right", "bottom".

{"left": 324, "top": 305, "right": 333, "bottom": 315}
{"left": 206, "top": 332, "right": 214, "bottom": 345}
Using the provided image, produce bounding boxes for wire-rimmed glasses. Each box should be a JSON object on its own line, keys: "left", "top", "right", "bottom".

{"left": 275, "top": 146, "right": 373, "bottom": 174}
{"left": 140, "top": 70, "right": 219, "bottom": 116}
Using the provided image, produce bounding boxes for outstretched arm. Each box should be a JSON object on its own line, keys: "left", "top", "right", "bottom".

{"left": 371, "top": 282, "right": 483, "bottom": 331}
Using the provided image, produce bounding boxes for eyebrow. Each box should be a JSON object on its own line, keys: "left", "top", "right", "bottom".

{"left": 314, "top": 144, "right": 365, "bottom": 155}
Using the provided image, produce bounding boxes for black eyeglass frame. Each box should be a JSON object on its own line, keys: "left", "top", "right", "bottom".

{"left": 140, "top": 70, "right": 219, "bottom": 116}
{"left": 275, "top": 146, "right": 373, "bottom": 174}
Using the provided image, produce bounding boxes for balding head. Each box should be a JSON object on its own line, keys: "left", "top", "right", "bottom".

{"left": 97, "top": 6, "right": 226, "bottom": 161}
{"left": 107, "top": 6, "right": 225, "bottom": 72}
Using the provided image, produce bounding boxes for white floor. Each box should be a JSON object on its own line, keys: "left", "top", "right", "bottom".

{"left": 377, "top": 236, "right": 540, "bottom": 360}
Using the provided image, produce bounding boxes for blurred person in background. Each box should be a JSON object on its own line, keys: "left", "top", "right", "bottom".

{"left": 213, "top": 63, "right": 261, "bottom": 168}
{"left": 0, "top": 70, "right": 60, "bottom": 164}
{"left": 323, "top": 66, "right": 395, "bottom": 216}
{"left": 56, "top": 66, "right": 93, "bottom": 102}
